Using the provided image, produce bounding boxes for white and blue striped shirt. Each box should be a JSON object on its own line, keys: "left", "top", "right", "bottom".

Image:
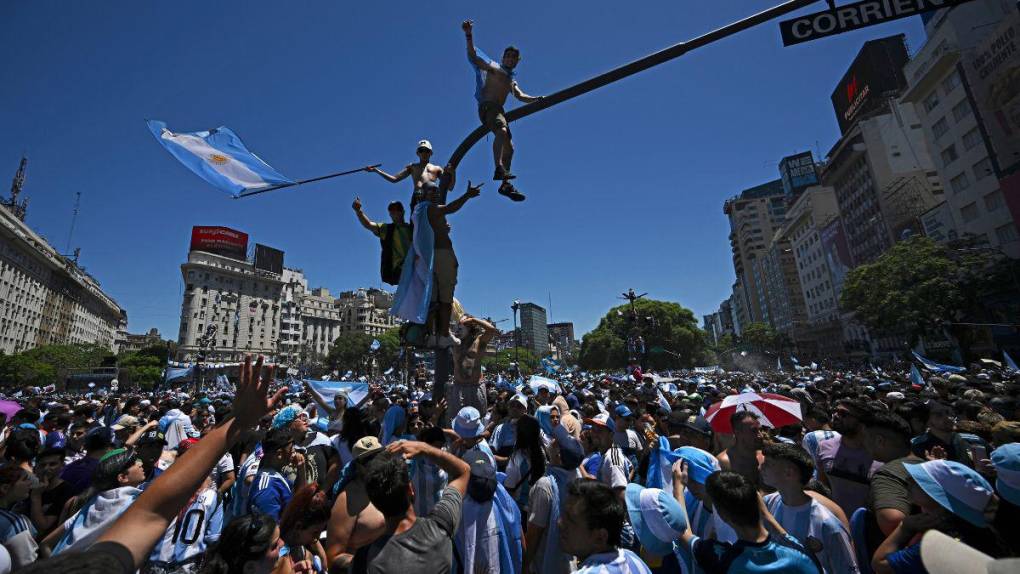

{"left": 576, "top": 549, "right": 652, "bottom": 574}
{"left": 150, "top": 487, "right": 224, "bottom": 566}
{"left": 763, "top": 492, "right": 858, "bottom": 574}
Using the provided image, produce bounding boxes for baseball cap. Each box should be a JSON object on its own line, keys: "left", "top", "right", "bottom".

{"left": 905, "top": 459, "right": 994, "bottom": 527}
{"left": 614, "top": 405, "right": 634, "bottom": 418}
{"left": 509, "top": 394, "right": 528, "bottom": 409}
{"left": 585, "top": 412, "right": 616, "bottom": 433}
{"left": 885, "top": 391, "right": 906, "bottom": 401}
{"left": 136, "top": 429, "right": 166, "bottom": 446}
{"left": 352, "top": 436, "right": 384, "bottom": 460}
{"left": 466, "top": 450, "right": 497, "bottom": 503}
{"left": 683, "top": 416, "right": 713, "bottom": 438}
{"left": 990, "top": 443, "right": 1020, "bottom": 507}
{"left": 417, "top": 139, "right": 432, "bottom": 152}
{"left": 920, "top": 530, "right": 1020, "bottom": 574}
{"left": 454, "top": 407, "right": 485, "bottom": 439}
{"left": 625, "top": 484, "right": 689, "bottom": 557}
{"left": 111, "top": 415, "right": 139, "bottom": 431}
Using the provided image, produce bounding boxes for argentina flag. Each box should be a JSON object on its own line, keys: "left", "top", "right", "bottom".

{"left": 147, "top": 120, "right": 293, "bottom": 197}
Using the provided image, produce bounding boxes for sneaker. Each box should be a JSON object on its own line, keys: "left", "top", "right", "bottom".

{"left": 493, "top": 167, "right": 516, "bottom": 181}
{"left": 498, "top": 183, "right": 526, "bottom": 202}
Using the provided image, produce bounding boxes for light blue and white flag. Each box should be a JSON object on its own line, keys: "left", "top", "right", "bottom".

{"left": 912, "top": 351, "right": 966, "bottom": 374}
{"left": 776, "top": 357, "right": 783, "bottom": 372}
{"left": 147, "top": 120, "right": 293, "bottom": 197}
{"left": 370, "top": 339, "right": 381, "bottom": 352}
{"left": 1005, "top": 351, "right": 1018, "bottom": 371}
{"left": 910, "top": 364, "right": 926, "bottom": 388}
{"left": 165, "top": 366, "right": 193, "bottom": 382}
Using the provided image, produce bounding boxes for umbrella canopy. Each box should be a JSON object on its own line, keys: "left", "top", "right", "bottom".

{"left": 704, "top": 392, "right": 802, "bottom": 434}
{"left": 0, "top": 400, "right": 22, "bottom": 420}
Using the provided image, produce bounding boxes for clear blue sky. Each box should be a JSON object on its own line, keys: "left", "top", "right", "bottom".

{"left": 0, "top": 1, "right": 925, "bottom": 340}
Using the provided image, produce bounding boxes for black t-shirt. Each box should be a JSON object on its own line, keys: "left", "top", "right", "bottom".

{"left": 40, "top": 480, "right": 75, "bottom": 520}
{"left": 20, "top": 540, "right": 134, "bottom": 574}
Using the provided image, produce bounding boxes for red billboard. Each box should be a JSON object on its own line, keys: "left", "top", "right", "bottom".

{"left": 189, "top": 226, "right": 248, "bottom": 260}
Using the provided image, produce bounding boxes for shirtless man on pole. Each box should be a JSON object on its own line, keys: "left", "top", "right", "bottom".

{"left": 367, "top": 139, "right": 454, "bottom": 211}
{"left": 463, "top": 20, "right": 542, "bottom": 202}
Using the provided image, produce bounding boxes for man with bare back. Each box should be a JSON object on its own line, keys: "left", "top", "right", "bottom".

{"left": 463, "top": 20, "right": 542, "bottom": 202}
{"left": 367, "top": 139, "right": 454, "bottom": 211}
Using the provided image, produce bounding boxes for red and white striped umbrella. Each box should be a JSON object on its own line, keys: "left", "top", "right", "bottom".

{"left": 704, "top": 392, "right": 802, "bottom": 434}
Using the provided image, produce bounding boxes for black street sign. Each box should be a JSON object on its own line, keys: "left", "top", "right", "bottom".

{"left": 780, "top": 0, "right": 979, "bottom": 46}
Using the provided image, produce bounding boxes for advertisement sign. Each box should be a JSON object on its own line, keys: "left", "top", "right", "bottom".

{"left": 963, "top": 11, "right": 1020, "bottom": 175}
{"left": 780, "top": 0, "right": 978, "bottom": 47}
{"left": 920, "top": 202, "right": 959, "bottom": 243}
{"left": 1000, "top": 171, "right": 1020, "bottom": 238}
{"left": 830, "top": 36, "right": 910, "bottom": 134}
{"left": 779, "top": 151, "right": 820, "bottom": 198}
{"left": 189, "top": 226, "right": 248, "bottom": 260}
{"left": 254, "top": 243, "right": 284, "bottom": 275}
{"left": 820, "top": 218, "right": 854, "bottom": 296}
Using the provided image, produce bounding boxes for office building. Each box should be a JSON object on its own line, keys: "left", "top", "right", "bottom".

{"left": 518, "top": 302, "right": 549, "bottom": 357}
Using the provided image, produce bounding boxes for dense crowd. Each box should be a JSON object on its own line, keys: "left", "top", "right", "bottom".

{"left": 0, "top": 353, "right": 1018, "bottom": 573}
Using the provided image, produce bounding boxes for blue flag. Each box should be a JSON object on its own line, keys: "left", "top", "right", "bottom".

{"left": 1005, "top": 351, "right": 1018, "bottom": 371}
{"left": 910, "top": 364, "right": 926, "bottom": 388}
{"left": 370, "top": 339, "right": 381, "bottom": 352}
{"left": 147, "top": 120, "right": 293, "bottom": 197}
{"left": 912, "top": 351, "right": 966, "bottom": 374}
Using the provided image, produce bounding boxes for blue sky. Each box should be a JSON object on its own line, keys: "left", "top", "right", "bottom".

{"left": 0, "top": 1, "right": 925, "bottom": 340}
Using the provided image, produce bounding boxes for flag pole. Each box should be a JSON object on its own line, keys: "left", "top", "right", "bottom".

{"left": 234, "top": 164, "right": 382, "bottom": 199}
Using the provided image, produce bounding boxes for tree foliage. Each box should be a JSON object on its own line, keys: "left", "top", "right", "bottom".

{"left": 481, "top": 347, "right": 540, "bottom": 375}
{"left": 840, "top": 236, "right": 1017, "bottom": 344}
{"left": 0, "top": 343, "right": 114, "bottom": 388}
{"left": 578, "top": 299, "right": 706, "bottom": 370}
{"left": 326, "top": 328, "right": 402, "bottom": 376}
{"left": 118, "top": 345, "right": 167, "bottom": 390}
{"left": 740, "top": 323, "right": 779, "bottom": 354}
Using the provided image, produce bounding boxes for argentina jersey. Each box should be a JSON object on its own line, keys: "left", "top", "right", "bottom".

{"left": 248, "top": 468, "right": 292, "bottom": 521}
{"left": 150, "top": 487, "right": 224, "bottom": 569}
{"left": 228, "top": 447, "right": 262, "bottom": 520}
{"left": 763, "top": 493, "right": 858, "bottom": 574}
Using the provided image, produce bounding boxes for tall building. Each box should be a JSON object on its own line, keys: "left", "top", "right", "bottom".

{"left": 755, "top": 233, "right": 806, "bottom": 338}
{"left": 547, "top": 322, "right": 576, "bottom": 359}
{"left": 300, "top": 287, "right": 342, "bottom": 360}
{"left": 0, "top": 159, "right": 123, "bottom": 355}
{"left": 724, "top": 179, "right": 787, "bottom": 325}
{"left": 278, "top": 268, "right": 307, "bottom": 364}
{"left": 518, "top": 302, "right": 549, "bottom": 357}
{"left": 118, "top": 328, "right": 171, "bottom": 354}
{"left": 335, "top": 288, "right": 400, "bottom": 337}
{"left": 905, "top": 0, "right": 1020, "bottom": 257}
{"left": 823, "top": 36, "right": 946, "bottom": 264}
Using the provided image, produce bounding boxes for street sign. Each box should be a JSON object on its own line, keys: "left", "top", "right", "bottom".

{"left": 779, "top": 0, "right": 979, "bottom": 46}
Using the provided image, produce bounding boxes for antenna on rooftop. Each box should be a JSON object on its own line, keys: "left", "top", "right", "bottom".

{"left": 65, "top": 191, "right": 81, "bottom": 254}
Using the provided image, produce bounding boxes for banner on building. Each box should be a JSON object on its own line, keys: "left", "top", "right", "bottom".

{"left": 190, "top": 226, "right": 248, "bottom": 261}
{"left": 829, "top": 36, "right": 910, "bottom": 134}
{"left": 963, "top": 11, "right": 1020, "bottom": 175}
{"left": 779, "top": 151, "right": 820, "bottom": 198}
{"left": 819, "top": 218, "right": 854, "bottom": 294}
{"left": 920, "top": 202, "right": 959, "bottom": 243}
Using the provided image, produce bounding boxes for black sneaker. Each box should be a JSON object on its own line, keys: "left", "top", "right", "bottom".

{"left": 498, "top": 182, "right": 526, "bottom": 202}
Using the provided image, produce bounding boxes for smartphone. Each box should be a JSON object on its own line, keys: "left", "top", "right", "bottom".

{"left": 970, "top": 444, "right": 988, "bottom": 462}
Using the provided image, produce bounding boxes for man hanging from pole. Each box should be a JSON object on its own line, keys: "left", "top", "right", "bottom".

{"left": 463, "top": 20, "right": 542, "bottom": 202}
{"left": 351, "top": 197, "right": 412, "bottom": 286}
{"left": 366, "top": 139, "right": 454, "bottom": 211}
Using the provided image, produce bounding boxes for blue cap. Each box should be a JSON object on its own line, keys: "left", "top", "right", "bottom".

{"left": 675, "top": 447, "right": 721, "bottom": 485}
{"left": 991, "top": 443, "right": 1020, "bottom": 507}
{"left": 625, "top": 484, "right": 688, "bottom": 557}
{"left": 453, "top": 406, "right": 484, "bottom": 438}
{"left": 905, "top": 460, "right": 994, "bottom": 527}
{"left": 614, "top": 405, "right": 633, "bottom": 418}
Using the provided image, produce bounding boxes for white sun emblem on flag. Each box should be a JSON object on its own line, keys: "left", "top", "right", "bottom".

{"left": 209, "top": 154, "right": 230, "bottom": 165}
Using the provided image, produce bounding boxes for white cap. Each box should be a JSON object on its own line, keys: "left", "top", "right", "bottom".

{"left": 417, "top": 139, "right": 432, "bottom": 152}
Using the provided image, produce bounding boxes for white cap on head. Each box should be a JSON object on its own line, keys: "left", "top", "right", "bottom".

{"left": 417, "top": 139, "right": 432, "bottom": 152}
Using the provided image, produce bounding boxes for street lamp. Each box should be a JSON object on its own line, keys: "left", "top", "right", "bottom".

{"left": 511, "top": 300, "right": 521, "bottom": 376}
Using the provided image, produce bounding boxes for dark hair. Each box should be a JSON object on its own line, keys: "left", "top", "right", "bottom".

{"left": 93, "top": 447, "right": 139, "bottom": 491}
{"left": 6, "top": 429, "right": 41, "bottom": 462}
{"left": 865, "top": 411, "right": 913, "bottom": 444}
{"left": 836, "top": 398, "right": 871, "bottom": 419}
{"left": 419, "top": 425, "right": 445, "bottom": 446}
{"left": 512, "top": 415, "right": 545, "bottom": 487}
{"left": 201, "top": 514, "right": 277, "bottom": 574}
{"left": 84, "top": 427, "right": 115, "bottom": 451}
{"left": 706, "top": 471, "right": 761, "bottom": 528}
{"left": 38, "top": 447, "right": 67, "bottom": 461}
{"left": 280, "top": 484, "right": 331, "bottom": 540}
{"left": 503, "top": 45, "right": 520, "bottom": 57}
{"left": 261, "top": 427, "right": 293, "bottom": 455}
{"left": 566, "top": 479, "right": 625, "bottom": 546}
{"left": 805, "top": 407, "right": 830, "bottom": 425}
{"left": 12, "top": 408, "right": 39, "bottom": 426}
{"left": 729, "top": 409, "right": 758, "bottom": 431}
{"left": 340, "top": 407, "right": 369, "bottom": 451}
{"left": 363, "top": 452, "right": 411, "bottom": 518}
{"left": 0, "top": 465, "right": 26, "bottom": 487}
{"left": 763, "top": 443, "right": 814, "bottom": 486}
{"left": 387, "top": 201, "right": 404, "bottom": 212}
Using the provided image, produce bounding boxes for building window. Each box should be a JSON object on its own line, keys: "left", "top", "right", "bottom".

{"left": 973, "top": 157, "right": 994, "bottom": 180}
{"left": 924, "top": 90, "right": 940, "bottom": 112}
{"left": 941, "top": 145, "right": 958, "bottom": 166}
{"left": 941, "top": 70, "right": 961, "bottom": 95}
{"left": 960, "top": 202, "right": 979, "bottom": 223}
{"left": 996, "top": 223, "right": 1019, "bottom": 244}
{"left": 962, "top": 128, "right": 983, "bottom": 151}
{"left": 984, "top": 190, "right": 1004, "bottom": 212}
{"left": 932, "top": 117, "right": 950, "bottom": 139}
{"left": 950, "top": 172, "right": 970, "bottom": 194}
{"left": 952, "top": 100, "right": 972, "bottom": 122}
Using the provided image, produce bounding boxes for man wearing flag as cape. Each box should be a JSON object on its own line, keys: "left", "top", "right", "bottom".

{"left": 463, "top": 20, "right": 543, "bottom": 202}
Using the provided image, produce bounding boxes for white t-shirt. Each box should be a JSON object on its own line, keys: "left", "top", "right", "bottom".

{"left": 598, "top": 447, "right": 630, "bottom": 489}
{"left": 212, "top": 453, "right": 235, "bottom": 487}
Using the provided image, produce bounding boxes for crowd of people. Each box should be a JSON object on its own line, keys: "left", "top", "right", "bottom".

{"left": 0, "top": 352, "right": 1018, "bottom": 573}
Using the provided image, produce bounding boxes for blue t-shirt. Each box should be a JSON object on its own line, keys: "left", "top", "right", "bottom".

{"left": 886, "top": 542, "right": 926, "bottom": 574}
{"left": 680, "top": 533, "right": 822, "bottom": 574}
{"left": 247, "top": 469, "right": 292, "bottom": 521}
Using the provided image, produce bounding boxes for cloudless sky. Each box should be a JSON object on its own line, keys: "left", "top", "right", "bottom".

{"left": 0, "top": 1, "right": 925, "bottom": 341}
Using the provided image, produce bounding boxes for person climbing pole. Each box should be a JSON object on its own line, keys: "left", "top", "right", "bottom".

{"left": 351, "top": 197, "right": 412, "bottom": 286}
{"left": 463, "top": 20, "right": 542, "bottom": 202}
{"left": 366, "top": 139, "right": 454, "bottom": 211}
{"left": 427, "top": 179, "right": 481, "bottom": 348}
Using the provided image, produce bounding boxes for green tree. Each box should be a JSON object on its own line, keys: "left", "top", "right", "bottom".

{"left": 375, "top": 327, "right": 403, "bottom": 373}
{"left": 118, "top": 345, "right": 167, "bottom": 390}
{"left": 740, "top": 322, "right": 779, "bottom": 354}
{"left": 482, "top": 347, "right": 540, "bottom": 375}
{"left": 578, "top": 299, "right": 706, "bottom": 370}
{"left": 326, "top": 333, "right": 377, "bottom": 375}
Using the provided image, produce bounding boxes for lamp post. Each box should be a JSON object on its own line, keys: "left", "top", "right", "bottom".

{"left": 619, "top": 289, "right": 648, "bottom": 368}
{"left": 511, "top": 300, "right": 521, "bottom": 377}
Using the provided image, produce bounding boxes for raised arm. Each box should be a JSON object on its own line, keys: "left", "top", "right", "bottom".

{"left": 462, "top": 20, "right": 493, "bottom": 70}
{"left": 671, "top": 461, "right": 696, "bottom": 548}
{"left": 366, "top": 164, "right": 410, "bottom": 184}
{"left": 440, "top": 181, "right": 482, "bottom": 215}
{"left": 351, "top": 197, "right": 380, "bottom": 233}
{"left": 387, "top": 440, "right": 471, "bottom": 495}
{"left": 96, "top": 356, "right": 286, "bottom": 569}
{"left": 512, "top": 81, "right": 542, "bottom": 104}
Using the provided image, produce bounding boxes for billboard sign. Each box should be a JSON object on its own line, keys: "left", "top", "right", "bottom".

{"left": 963, "top": 11, "right": 1020, "bottom": 175}
{"left": 820, "top": 217, "right": 854, "bottom": 296}
{"left": 830, "top": 36, "right": 910, "bottom": 133}
{"left": 780, "top": 0, "right": 979, "bottom": 47}
{"left": 920, "top": 202, "right": 959, "bottom": 243}
{"left": 254, "top": 243, "right": 284, "bottom": 275}
{"left": 190, "top": 226, "right": 248, "bottom": 260}
{"left": 779, "top": 151, "right": 820, "bottom": 198}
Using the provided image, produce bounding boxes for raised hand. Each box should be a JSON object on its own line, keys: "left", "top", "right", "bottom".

{"left": 671, "top": 459, "right": 689, "bottom": 486}
{"left": 386, "top": 439, "right": 432, "bottom": 460}
{"left": 462, "top": 20, "right": 473, "bottom": 34}
{"left": 352, "top": 197, "right": 362, "bottom": 211}
{"left": 466, "top": 181, "right": 483, "bottom": 198}
{"left": 925, "top": 445, "right": 947, "bottom": 461}
{"left": 232, "top": 355, "right": 286, "bottom": 430}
